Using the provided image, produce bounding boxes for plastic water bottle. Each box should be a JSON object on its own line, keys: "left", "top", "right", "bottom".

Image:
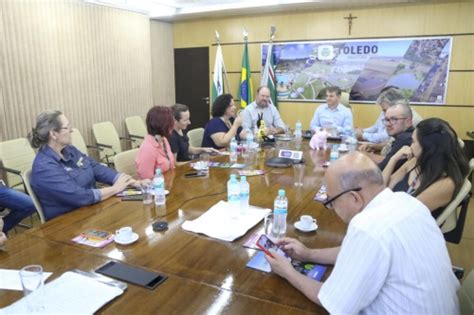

{"left": 227, "top": 174, "right": 240, "bottom": 216}
{"left": 295, "top": 120, "right": 302, "bottom": 149}
{"left": 230, "top": 137, "right": 238, "bottom": 163}
{"left": 330, "top": 144, "right": 339, "bottom": 161}
{"left": 153, "top": 168, "right": 166, "bottom": 206}
{"left": 246, "top": 128, "right": 254, "bottom": 153}
{"left": 273, "top": 189, "right": 288, "bottom": 239}
{"left": 240, "top": 176, "right": 250, "bottom": 212}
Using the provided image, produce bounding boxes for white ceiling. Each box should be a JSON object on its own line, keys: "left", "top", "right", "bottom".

{"left": 85, "top": 0, "right": 465, "bottom": 21}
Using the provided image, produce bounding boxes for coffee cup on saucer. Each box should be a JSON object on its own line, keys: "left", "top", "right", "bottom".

{"left": 115, "top": 227, "right": 133, "bottom": 242}
{"left": 338, "top": 143, "right": 349, "bottom": 152}
{"left": 294, "top": 215, "right": 318, "bottom": 232}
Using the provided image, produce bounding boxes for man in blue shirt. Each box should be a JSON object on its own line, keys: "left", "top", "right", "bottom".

{"left": 310, "top": 86, "right": 353, "bottom": 133}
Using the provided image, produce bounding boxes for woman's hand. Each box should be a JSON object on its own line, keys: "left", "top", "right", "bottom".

{"left": 391, "top": 145, "right": 413, "bottom": 162}
{"left": 202, "top": 147, "right": 220, "bottom": 154}
{"left": 130, "top": 178, "right": 151, "bottom": 189}
{"left": 113, "top": 174, "right": 134, "bottom": 193}
{"left": 233, "top": 115, "right": 242, "bottom": 128}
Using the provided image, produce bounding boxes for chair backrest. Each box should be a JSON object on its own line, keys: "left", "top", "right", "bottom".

{"left": 125, "top": 116, "right": 146, "bottom": 147}
{"left": 436, "top": 158, "right": 474, "bottom": 233}
{"left": 340, "top": 92, "right": 351, "bottom": 109}
{"left": 188, "top": 128, "right": 204, "bottom": 148}
{"left": 459, "top": 270, "right": 474, "bottom": 315}
{"left": 0, "top": 138, "right": 36, "bottom": 189}
{"left": 23, "top": 169, "right": 46, "bottom": 224}
{"left": 92, "top": 121, "right": 122, "bottom": 162}
{"left": 71, "top": 128, "right": 89, "bottom": 156}
{"left": 114, "top": 149, "right": 139, "bottom": 178}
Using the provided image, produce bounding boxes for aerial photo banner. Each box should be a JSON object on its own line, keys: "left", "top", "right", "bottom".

{"left": 261, "top": 37, "right": 452, "bottom": 104}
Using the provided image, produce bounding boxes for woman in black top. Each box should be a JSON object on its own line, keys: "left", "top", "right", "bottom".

{"left": 382, "top": 118, "right": 469, "bottom": 215}
{"left": 170, "top": 104, "right": 219, "bottom": 163}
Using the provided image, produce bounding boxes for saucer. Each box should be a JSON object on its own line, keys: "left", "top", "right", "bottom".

{"left": 294, "top": 221, "right": 318, "bottom": 232}
{"left": 338, "top": 146, "right": 349, "bottom": 152}
{"left": 114, "top": 232, "right": 139, "bottom": 245}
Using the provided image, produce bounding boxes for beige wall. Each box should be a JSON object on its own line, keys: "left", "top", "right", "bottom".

{"left": 150, "top": 20, "right": 175, "bottom": 106}
{"left": 1, "top": 0, "right": 154, "bottom": 144}
{"left": 173, "top": 2, "right": 474, "bottom": 139}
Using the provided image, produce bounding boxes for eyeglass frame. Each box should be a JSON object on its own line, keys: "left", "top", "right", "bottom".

{"left": 382, "top": 116, "right": 408, "bottom": 125}
{"left": 323, "top": 187, "right": 362, "bottom": 209}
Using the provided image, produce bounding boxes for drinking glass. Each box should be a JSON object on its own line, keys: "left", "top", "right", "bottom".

{"left": 20, "top": 265, "right": 45, "bottom": 311}
{"left": 140, "top": 182, "right": 153, "bottom": 205}
{"left": 200, "top": 153, "right": 210, "bottom": 174}
{"left": 293, "top": 163, "right": 305, "bottom": 187}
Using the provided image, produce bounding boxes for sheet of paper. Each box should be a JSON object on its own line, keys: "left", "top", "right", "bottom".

{"left": 182, "top": 200, "right": 271, "bottom": 242}
{"left": 2, "top": 271, "right": 124, "bottom": 314}
{"left": 0, "top": 268, "right": 53, "bottom": 291}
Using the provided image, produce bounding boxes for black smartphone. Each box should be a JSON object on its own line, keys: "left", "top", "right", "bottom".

{"left": 184, "top": 172, "right": 206, "bottom": 178}
{"left": 96, "top": 261, "right": 167, "bottom": 290}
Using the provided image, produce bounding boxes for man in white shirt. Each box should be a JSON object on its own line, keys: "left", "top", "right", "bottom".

{"left": 266, "top": 152, "right": 459, "bottom": 314}
{"left": 240, "top": 86, "right": 286, "bottom": 139}
{"left": 310, "top": 86, "right": 353, "bottom": 132}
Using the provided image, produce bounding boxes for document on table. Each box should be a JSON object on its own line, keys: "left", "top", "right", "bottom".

{"left": 181, "top": 200, "right": 271, "bottom": 242}
{"left": 0, "top": 268, "right": 53, "bottom": 291}
{"left": 2, "top": 271, "right": 125, "bottom": 314}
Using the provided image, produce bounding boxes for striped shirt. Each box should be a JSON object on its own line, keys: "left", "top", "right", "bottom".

{"left": 319, "top": 188, "right": 459, "bottom": 314}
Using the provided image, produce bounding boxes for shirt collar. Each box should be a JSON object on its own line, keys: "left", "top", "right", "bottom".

{"left": 40, "top": 145, "right": 73, "bottom": 162}
{"left": 324, "top": 103, "right": 342, "bottom": 111}
{"left": 350, "top": 188, "right": 393, "bottom": 223}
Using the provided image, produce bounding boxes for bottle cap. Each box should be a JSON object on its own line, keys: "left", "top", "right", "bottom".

{"left": 155, "top": 168, "right": 162, "bottom": 175}
{"left": 240, "top": 176, "right": 247, "bottom": 181}
{"left": 278, "top": 189, "right": 285, "bottom": 197}
{"left": 230, "top": 174, "right": 237, "bottom": 180}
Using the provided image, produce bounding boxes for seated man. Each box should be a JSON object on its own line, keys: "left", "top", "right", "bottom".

{"left": 361, "top": 101, "right": 414, "bottom": 171}
{"left": 356, "top": 88, "right": 422, "bottom": 150}
{"left": 0, "top": 183, "right": 36, "bottom": 233}
{"left": 240, "top": 86, "right": 286, "bottom": 138}
{"left": 266, "top": 152, "right": 459, "bottom": 314}
{"left": 310, "top": 86, "right": 353, "bottom": 132}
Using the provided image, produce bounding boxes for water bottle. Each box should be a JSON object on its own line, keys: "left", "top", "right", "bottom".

{"left": 230, "top": 137, "right": 238, "bottom": 163}
{"left": 273, "top": 189, "right": 288, "bottom": 239}
{"left": 246, "top": 128, "right": 254, "bottom": 153}
{"left": 227, "top": 174, "right": 240, "bottom": 215}
{"left": 153, "top": 168, "right": 166, "bottom": 206}
{"left": 295, "top": 120, "right": 302, "bottom": 149}
{"left": 330, "top": 144, "right": 339, "bottom": 161}
{"left": 240, "top": 176, "right": 250, "bottom": 212}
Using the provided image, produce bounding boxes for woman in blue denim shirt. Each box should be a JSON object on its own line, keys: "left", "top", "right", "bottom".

{"left": 28, "top": 110, "right": 148, "bottom": 221}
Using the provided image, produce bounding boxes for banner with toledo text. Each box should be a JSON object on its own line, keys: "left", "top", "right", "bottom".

{"left": 262, "top": 37, "right": 452, "bottom": 104}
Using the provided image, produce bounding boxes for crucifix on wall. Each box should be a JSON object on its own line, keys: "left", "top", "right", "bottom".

{"left": 344, "top": 13, "right": 357, "bottom": 36}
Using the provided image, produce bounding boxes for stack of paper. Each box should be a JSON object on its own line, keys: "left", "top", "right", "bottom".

{"left": 0, "top": 269, "right": 53, "bottom": 291}
{"left": 2, "top": 271, "right": 125, "bottom": 314}
{"left": 182, "top": 200, "right": 271, "bottom": 242}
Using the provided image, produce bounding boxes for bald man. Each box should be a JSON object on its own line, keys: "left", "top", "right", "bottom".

{"left": 266, "top": 152, "right": 459, "bottom": 314}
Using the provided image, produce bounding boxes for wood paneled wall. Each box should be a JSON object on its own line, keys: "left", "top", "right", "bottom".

{"left": 172, "top": 2, "right": 474, "bottom": 139}
{"left": 1, "top": 0, "right": 154, "bottom": 144}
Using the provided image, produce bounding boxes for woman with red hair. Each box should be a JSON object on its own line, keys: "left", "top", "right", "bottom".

{"left": 136, "top": 106, "right": 176, "bottom": 179}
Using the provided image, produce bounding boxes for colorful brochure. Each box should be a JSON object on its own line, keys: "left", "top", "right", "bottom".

{"left": 72, "top": 229, "right": 114, "bottom": 248}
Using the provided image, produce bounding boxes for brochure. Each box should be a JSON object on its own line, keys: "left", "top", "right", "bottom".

{"left": 246, "top": 251, "right": 327, "bottom": 281}
{"left": 238, "top": 170, "right": 265, "bottom": 177}
{"left": 72, "top": 229, "right": 115, "bottom": 248}
{"left": 314, "top": 185, "right": 327, "bottom": 202}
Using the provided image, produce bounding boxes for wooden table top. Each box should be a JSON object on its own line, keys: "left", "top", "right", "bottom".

{"left": 1, "top": 141, "right": 347, "bottom": 314}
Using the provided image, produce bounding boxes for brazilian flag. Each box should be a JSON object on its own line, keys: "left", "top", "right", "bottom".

{"left": 239, "top": 40, "right": 253, "bottom": 108}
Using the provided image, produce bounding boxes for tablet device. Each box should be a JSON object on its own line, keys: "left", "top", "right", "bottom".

{"left": 96, "top": 261, "right": 167, "bottom": 290}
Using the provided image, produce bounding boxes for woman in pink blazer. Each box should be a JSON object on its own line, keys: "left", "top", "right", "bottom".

{"left": 136, "top": 106, "right": 176, "bottom": 179}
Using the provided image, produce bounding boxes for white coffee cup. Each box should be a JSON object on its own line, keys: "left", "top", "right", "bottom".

{"left": 300, "top": 215, "right": 316, "bottom": 229}
{"left": 339, "top": 144, "right": 348, "bottom": 151}
{"left": 115, "top": 226, "right": 133, "bottom": 242}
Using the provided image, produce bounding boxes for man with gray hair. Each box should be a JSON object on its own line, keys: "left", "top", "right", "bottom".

{"left": 266, "top": 152, "right": 459, "bottom": 314}
{"left": 356, "top": 88, "right": 422, "bottom": 143}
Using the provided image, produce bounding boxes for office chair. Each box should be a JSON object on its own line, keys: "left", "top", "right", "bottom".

{"left": 125, "top": 116, "right": 146, "bottom": 148}
{"left": 188, "top": 128, "right": 205, "bottom": 148}
{"left": 114, "top": 149, "right": 139, "bottom": 178}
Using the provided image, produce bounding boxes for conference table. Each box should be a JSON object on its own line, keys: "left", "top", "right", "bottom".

{"left": 0, "top": 141, "right": 347, "bottom": 314}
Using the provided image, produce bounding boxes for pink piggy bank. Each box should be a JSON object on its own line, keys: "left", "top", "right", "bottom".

{"left": 309, "top": 130, "right": 328, "bottom": 151}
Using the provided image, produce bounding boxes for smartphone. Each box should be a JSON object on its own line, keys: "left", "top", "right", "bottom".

{"left": 256, "top": 234, "right": 288, "bottom": 258}
{"left": 96, "top": 261, "right": 167, "bottom": 290}
{"left": 184, "top": 172, "right": 206, "bottom": 178}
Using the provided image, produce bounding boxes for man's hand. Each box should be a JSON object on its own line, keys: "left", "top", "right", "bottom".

{"left": 355, "top": 128, "right": 364, "bottom": 141}
{"left": 264, "top": 249, "right": 295, "bottom": 280}
{"left": 359, "top": 142, "right": 374, "bottom": 153}
{"left": 277, "top": 237, "right": 312, "bottom": 261}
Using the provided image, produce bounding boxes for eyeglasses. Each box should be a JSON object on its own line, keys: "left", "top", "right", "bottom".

{"left": 58, "top": 126, "right": 72, "bottom": 131}
{"left": 323, "top": 187, "right": 362, "bottom": 209}
{"left": 382, "top": 117, "right": 408, "bottom": 125}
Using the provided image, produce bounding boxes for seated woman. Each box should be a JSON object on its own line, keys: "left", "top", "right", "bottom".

{"left": 202, "top": 94, "right": 242, "bottom": 150}
{"left": 383, "top": 118, "right": 469, "bottom": 216}
{"left": 29, "top": 110, "right": 145, "bottom": 221}
{"left": 136, "top": 106, "right": 175, "bottom": 179}
{"left": 170, "top": 103, "right": 219, "bottom": 163}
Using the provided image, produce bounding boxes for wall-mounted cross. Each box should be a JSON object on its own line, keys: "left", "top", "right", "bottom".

{"left": 344, "top": 13, "right": 357, "bottom": 36}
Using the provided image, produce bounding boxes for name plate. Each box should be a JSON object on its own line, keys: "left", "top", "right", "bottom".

{"left": 278, "top": 150, "right": 303, "bottom": 161}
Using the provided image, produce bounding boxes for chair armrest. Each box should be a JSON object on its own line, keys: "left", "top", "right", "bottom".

{"left": 129, "top": 134, "right": 144, "bottom": 140}
{"left": 0, "top": 165, "right": 22, "bottom": 176}
{"left": 86, "top": 144, "right": 104, "bottom": 152}
{"left": 119, "top": 136, "right": 136, "bottom": 143}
